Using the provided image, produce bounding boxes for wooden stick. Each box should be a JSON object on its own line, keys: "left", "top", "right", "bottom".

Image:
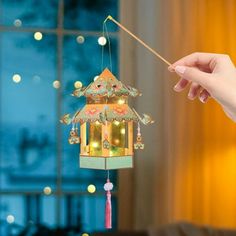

{"left": 104, "top": 15, "right": 172, "bottom": 66}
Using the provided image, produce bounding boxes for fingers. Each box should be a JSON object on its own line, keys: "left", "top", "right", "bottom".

{"left": 173, "top": 65, "right": 214, "bottom": 90}
{"left": 173, "top": 78, "right": 189, "bottom": 92}
{"left": 173, "top": 78, "right": 211, "bottom": 103}
{"left": 168, "top": 52, "right": 228, "bottom": 71}
{"left": 188, "top": 82, "right": 201, "bottom": 100}
{"left": 168, "top": 52, "right": 217, "bottom": 71}
{"left": 199, "top": 89, "right": 211, "bottom": 103}
{"left": 168, "top": 52, "right": 235, "bottom": 73}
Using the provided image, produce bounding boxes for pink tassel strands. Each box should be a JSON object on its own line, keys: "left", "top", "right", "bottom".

{"left": 104, "top": 178, "right": 113, "bottom": 229}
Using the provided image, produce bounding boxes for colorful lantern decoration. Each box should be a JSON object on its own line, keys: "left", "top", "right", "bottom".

{"left": 61, "top": 68, "right": 154, "bottom": 228}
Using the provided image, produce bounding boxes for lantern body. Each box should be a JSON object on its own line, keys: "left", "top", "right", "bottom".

{"left": 61, "top": 68, "right": 153, "bottom": 170}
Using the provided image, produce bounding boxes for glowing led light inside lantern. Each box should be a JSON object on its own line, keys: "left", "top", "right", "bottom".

{"left": 118, "top": 99, "right": 125, "bottom": 104}
{"left": 114, "top": 121, "right": 120, "bottom": 126}
{"left": 98, "top": 36, "right": 107, "bottom": 46}
{"left": 34, "top": 32, "right": 43, "bottom": 41}
{"left": 14, "top": 19, "right": 22, "bottom": 27}
{"left": 74, "top": 81, "right": 83, "bottom": 89}
{"left": 120, "top": 128, "right": 126, "bottom": 134}
{"left": 82, "top": 233, "right": 89, "bottom": 236}
{"left": 114, "top": 139, "right": 120, "bottom": 144}
{"left": 76, "top": 35, "right": 85, "bottom": 44}
{"left": 43, "top": 186, "right": 52, "bottom": 195}
{"left": 87, "top": 184, "right": 96, "bottom": 193}
{"left": 91, "top": 142, "right": 99, "bottom": 148}
{"left": 6, "top": 215, "right": 15, "bottom": 224}
{"left": 53, "top": 80, "right": 60, "bottom": 89}
{"left": 12, "top": 74, "right": 21, "bottom": 83}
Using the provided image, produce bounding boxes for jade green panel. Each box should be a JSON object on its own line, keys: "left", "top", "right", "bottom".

{"left": 80, "top": 156, "right": 133, "bottom": 170}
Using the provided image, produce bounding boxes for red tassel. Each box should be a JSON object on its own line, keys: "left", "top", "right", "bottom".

{"left": 104, "top": 178, "right": 113, "bottom": 229}
{"left": 105, "top": 190, "right": 112, "bottom": 229}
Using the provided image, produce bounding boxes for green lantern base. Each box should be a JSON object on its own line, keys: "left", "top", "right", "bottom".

{"left": 80, "top": 155, "right": 133, "bottom": 170}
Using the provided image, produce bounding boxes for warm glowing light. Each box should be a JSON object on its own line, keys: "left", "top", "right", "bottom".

{"left": 53, "top": 80, "right": 60, "bottom": 89}
{"left": 43, "top": 186, "right": 52, "bottom": 195}
{"left": 94, "top": 75, "right": 99, "bottom": 81}
{"left": 118, "top": 99, "right": 125, "bottom": 105}
{"left": 6, "top": 215, "right": 15, "bottom": 224}
{"left": 76, "top": 35, "right": 85, "bottom": 44}
{"left": 95, "top": 121, "right": 100, "bottom": 125}
{"left": 120, "top": 128, "right": 126, "bottom": 134}
{"left": 34, "top": 32, "right": 43, "bottom": 41}
{"left": 98, "top": 36, "right": 107, "bottom": 46}
{"left": 114, "top": 139, "right": 120, "bottom": 144}
{"left": 82, "top": 233, "right": 89, "bottom": 236}
{"left": 74, "top": 81, "right": 83, "bottom": 89}
{"left": 14, "top": 19, "right": 22, "bottom": 27}
{"left": 87, "top": 184, "right": 96, "bottom": 193}
{"left": 114, "top": 121, "right": 120, "bottom": 126}
{"left": 91, "top": 142, "right": 99, "bottom": 148}
{"left": 12, "top": 74, "right": 21, "bottom": 83}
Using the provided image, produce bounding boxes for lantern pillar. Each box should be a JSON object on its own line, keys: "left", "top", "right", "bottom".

{"left": 127, "top": 121, "right": 133, "bottom": 155}
{"left": 80, "top": 122, "right": 87, "bottom": 155}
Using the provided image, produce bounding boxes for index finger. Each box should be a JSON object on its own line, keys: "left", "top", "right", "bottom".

{"left": 168, "top": 52, "right": 222, "bottom": 71}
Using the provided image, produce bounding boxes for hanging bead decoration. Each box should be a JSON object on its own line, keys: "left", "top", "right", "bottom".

{"left": 104, "top": 177, "right": 113, "bottom": 229}
{"left": 134, "top": 122, "right": 144, "bottom": 150}
{"left": 68, "top": 123, "right": 80, "bottom": 145}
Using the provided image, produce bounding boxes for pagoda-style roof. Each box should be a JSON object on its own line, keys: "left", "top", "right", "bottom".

{"left": 72, "top": 68, "right": 141, "bottom": 98}
{"left": 60, "top": 68, "right": 154, "bottom": 125}
{"left": 73, "top": 104, "right": 139, "bottom": 123}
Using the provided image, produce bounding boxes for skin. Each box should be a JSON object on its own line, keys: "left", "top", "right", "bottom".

{"left": 168, "top": 52, "right": 236, "bottom": 122}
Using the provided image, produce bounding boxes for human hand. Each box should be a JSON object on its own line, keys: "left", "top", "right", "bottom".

{"left": 168, "top": 52, "right": 236, "bottom": 122}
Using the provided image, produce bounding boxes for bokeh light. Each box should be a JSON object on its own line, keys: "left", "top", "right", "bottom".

{"left": 43, "top": 186, "right": 52, "bottom": 195}
{"left": 76, "top": 35, "right": 85, "bottom": 44}
{"left": 74, "top": 81, "right": 83, "bottom": 89}
{"left": 13, "top": 19, "right": 22, "bottom": 27}
{"left": 6, "top": 215, "right": 15, "bottom": 224}
{"left": 87, "top": 184, "right": 96, "bottom": 193}
{"left": 12, "top": 74, "right": 21, "bottom": 83}
{"left": 53, "top": 80, "right": 60, "bottom": 89}
{"left": 98, "top": 36, "right": 107, "bottom": 46}
{"left": 34, "top": 32, "right": 43, "bottom": 41}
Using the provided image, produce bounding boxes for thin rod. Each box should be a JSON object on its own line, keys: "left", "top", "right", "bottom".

{"left": 104, "top": 15, "right": 171, "bottom": 66}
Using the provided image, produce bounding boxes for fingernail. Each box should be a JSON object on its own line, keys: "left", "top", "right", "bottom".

{"left": 199, "top": 94, "right": 207, "bottom": 103}
{"left": 174, "top": 84, "right": 180, "bottom": 91}
{"left": 188, "top": 92, "right": 194, "bottom": 100}
{"left": 175, "top": 65, "right": 186, "bottom": 74}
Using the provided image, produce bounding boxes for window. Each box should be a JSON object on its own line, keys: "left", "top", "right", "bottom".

{"left": 0, "top": 0, "right": 119, "bottom": 235}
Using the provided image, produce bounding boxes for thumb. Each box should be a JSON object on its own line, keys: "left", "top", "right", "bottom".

{"left": 174, "top": 65, "right": 213, "bottom": 89}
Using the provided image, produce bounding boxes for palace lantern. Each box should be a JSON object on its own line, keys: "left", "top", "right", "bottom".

{"left": 60, "top": 68, "right": 153, "bottom": 228}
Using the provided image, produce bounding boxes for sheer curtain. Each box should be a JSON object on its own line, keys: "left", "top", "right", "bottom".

{"left": 119, "top": 0, "right": 236, "bottom": 230}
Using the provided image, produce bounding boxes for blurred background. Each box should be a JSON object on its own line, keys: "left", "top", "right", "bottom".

{"left": 1, "top": 0, "right": 236, "bottom": 236}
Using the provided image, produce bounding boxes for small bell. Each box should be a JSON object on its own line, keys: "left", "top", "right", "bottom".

{"left": 134, "top": 122, "right": 144, "bottom": 150}
{"left": 68, "top": 126, "right": 80, "bottom": 145}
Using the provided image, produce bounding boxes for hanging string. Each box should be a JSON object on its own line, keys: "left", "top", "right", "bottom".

{"left": 101, "top": 21, "right": 113, "bottom": 72}
{"left": 104, "top": 22, "right": 113, "bottom": 73}
{"left": 101, "top": 22, "right": 105, "bottom": 72}
{"left": 104, "top": 15, "right": 172, "bottom": 66}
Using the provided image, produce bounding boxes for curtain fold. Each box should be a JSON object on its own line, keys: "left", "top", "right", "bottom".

{"left": 120, "top": 0, "right": 236, "bottom": 231}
